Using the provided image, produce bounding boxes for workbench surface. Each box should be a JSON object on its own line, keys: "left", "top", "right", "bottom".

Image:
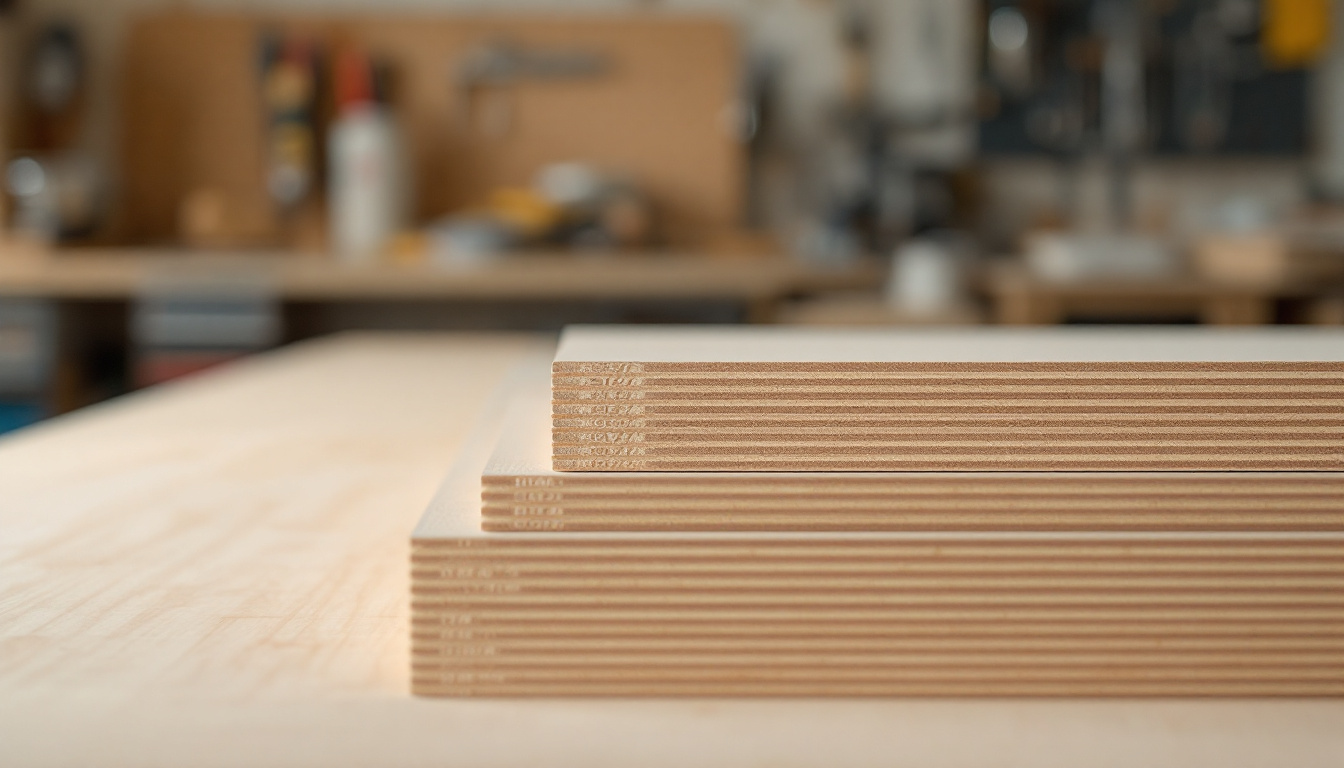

{"left": 0, "top": 249, "right": 876, "bottom": 302}
{"left": 1, "top": 333, "right": 1340, "bottom": 767}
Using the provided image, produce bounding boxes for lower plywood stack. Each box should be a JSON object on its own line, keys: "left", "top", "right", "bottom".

{"left": 411, "top": 371, "right": 1344, "bottom": 697}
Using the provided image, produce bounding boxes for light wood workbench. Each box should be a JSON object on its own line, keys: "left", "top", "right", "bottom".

{"left": 982, "top": 262, "right": 1342, "bottom": 325}
{"left": 1, "top": 333, "right": 1341, "bottom": 767}
{"left": 0, "top": 247, "right": 878, "bottom": 310}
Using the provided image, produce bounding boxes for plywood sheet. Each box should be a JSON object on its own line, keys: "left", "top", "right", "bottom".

{"left": 550, "top": 326, "right": 1344, "bottom": 471}
{"left": 413, "top": 375, "right": 1344, "bottom": 696}
{"left": 553, "top": 325, "right": 1344, "bottom": 364}
{"left": 488, "top": 384, "right": 1344, "bottom": 531}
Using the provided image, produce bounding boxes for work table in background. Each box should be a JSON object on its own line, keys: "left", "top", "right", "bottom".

{"left": 0, "top": 247, "right": 878, "bottom": 306}
{"left": 0, "top": 332, "right": 1340, "bottom": 767}
{"left": 982, "top": 261, "right": 1344, "bottom": 325}
{"left": 0, "top": 247, "right": 881, "bottom": 417}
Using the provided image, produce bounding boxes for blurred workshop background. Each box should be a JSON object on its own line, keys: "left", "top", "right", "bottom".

{"left": 0, "top": 0, "right": 1341, "bottom": 431}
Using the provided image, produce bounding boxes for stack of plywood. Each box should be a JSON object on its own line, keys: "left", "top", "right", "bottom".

{"left": 484, "top": 395, "right": 1344, "bottom": 533}
{"left": 411, "top": 327, "right": 1344, "bottom": 697}
{"left": 550, "top": 326, "right": 1344, "bottom": 471}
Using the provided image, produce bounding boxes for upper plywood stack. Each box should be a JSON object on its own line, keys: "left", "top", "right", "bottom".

{"left": 551, "top": 326, "right": 1344, "bottom": 472}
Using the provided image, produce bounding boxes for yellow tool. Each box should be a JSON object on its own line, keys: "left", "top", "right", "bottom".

{"left": 1263, "top": 0, "right": 1331, "bottom": 68}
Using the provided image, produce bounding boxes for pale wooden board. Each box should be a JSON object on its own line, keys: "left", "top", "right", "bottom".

{"left": 484, "top": 514, "right": 1344, "bottom": 533}
{"left": 490, "top": 385, "right": 1344, "bottom": 532}
{"left": 413, "top": 626, "right": 1344, "bottom": 643}
{"left": 552, "top": 325, "right": 1344, "bottom": 364}
{"left": 550, "top": 326, "right": 1344, "bottom": 471}
{"left": 489, "top": 381, "right": 1344, "bottom": 532}
{"left": 413, "top": 620, "right": 1344, "bottom": 639}
{"left": 6, "top": 331, "right": 1344, "bottom": 766}
{"left": 411, "top": 680, "right": 1344, "bottom": 697}
{"left": 416, "top": 379, "right": 1344, "bottom": 696}
{"left": 0, "top": 248, "right": 879, "bottom": 301}
{"left": 550, "top": 454, "right": 1344, "bottom": 471}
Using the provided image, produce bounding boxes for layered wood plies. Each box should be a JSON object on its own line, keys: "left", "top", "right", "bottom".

{"left": 412, "top": 534, "right": 1344, "bottom": 697}
{"left": 551, "top": 326, "right": 1344, "bottom": 471}
{"left": 412, "top": 390, "right": 1344, "bottom": 697}
{"left": 490, "top": 387, "right": 1344, "bottom": 531}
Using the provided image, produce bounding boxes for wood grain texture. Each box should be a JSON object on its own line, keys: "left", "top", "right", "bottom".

{"left": 4, "top": 332, "right": 1344, "bottom": 766}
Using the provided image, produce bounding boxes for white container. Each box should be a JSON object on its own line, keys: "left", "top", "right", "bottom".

{"left": 327, "top": 105, "right": 406, "bottom": 265}
{"left": 1025, "top": 232, "right": 1178, "bottom": 282}
{"left": 885, "top": 235, "right": 970, "bottom": 316}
